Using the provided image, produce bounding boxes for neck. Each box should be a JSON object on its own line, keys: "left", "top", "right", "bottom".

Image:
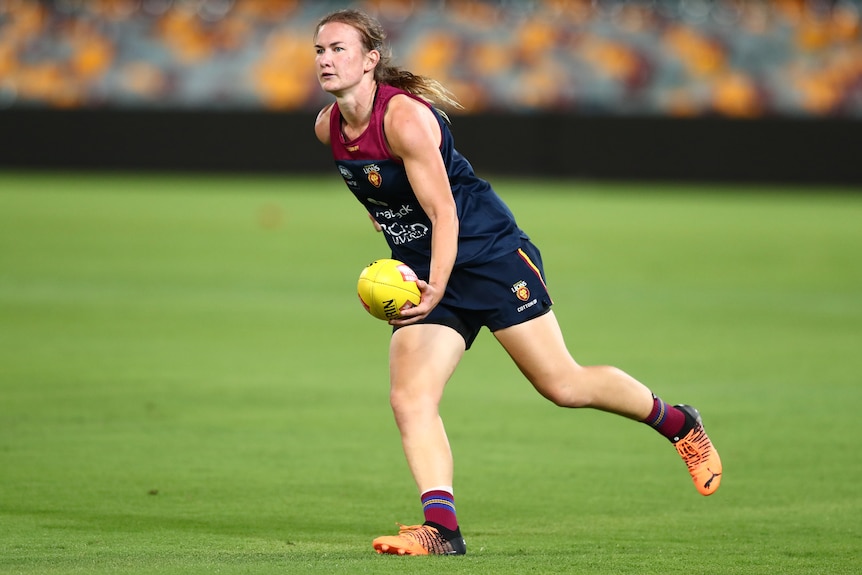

{"left": 336, "top": 81, "right": 378, "bottom": 134}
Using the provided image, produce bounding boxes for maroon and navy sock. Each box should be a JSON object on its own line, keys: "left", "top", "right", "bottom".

{"left": 421, "top": 488, "right": 458, "bottom": 532}
{"left": 641, "top": 394, "right": 688, "bottom": 442}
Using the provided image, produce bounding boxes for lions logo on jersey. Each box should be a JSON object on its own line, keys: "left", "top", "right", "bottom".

{"left": 364, "top": 164, "right": 382, "bottom": 188}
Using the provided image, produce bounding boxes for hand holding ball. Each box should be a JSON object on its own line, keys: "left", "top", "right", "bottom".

{"left": 357, "top": 259, "right": 421, "bottom": 321}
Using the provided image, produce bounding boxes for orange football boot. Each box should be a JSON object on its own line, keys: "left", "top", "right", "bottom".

{"left": 372, "top": 523, "right": 466, "bottom": 556}
{"left": 673, "top": 405, "right": 723, "bottom": 496}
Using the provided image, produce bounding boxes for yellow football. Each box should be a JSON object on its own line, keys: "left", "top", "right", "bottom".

{"left": 357, "top": 259, "right": 421, "bottom": 321}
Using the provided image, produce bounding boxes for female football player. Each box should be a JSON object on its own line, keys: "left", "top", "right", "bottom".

{"left": 313, "top": 8, "right": 722, "bottom": 556}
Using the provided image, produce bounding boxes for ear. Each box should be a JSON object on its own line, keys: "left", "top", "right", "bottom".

{"left": 364, "top": 49, "right": 380, "bottom": 72}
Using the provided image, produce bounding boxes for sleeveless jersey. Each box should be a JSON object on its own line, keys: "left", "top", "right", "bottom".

{"left": 328, "top": 84, "right": 527, "bottom": 277}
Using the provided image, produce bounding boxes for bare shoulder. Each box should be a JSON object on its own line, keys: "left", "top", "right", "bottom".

{"left": 384, "top": 94, "right": 441, "bottom": 154}
{"left": 386, "top": 93, "right": 435, "bottom": 125}
{"left": 314, "top": 103, "right": 334, "bottom": 145}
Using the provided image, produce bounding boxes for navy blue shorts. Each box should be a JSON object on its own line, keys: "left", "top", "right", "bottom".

{"left": 397, "top": 239, "right": 554, "bottom": 349}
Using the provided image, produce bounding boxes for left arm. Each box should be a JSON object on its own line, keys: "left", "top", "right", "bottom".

{"left": 384, "top": 95, "right": 459, "bottom": 325}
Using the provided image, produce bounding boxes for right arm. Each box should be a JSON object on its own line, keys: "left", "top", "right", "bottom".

{"left": 314, "top": 103, "right": 333, "bottom": 145}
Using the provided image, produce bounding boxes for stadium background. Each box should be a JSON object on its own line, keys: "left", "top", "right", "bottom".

{"left": 2, "top": 0, "right": 862, "bottom": 184}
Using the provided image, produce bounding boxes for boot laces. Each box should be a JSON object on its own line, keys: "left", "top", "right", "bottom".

{"left": 395, "top": 523, "right": 451, "bottom": 554}
{"left": 674, "top": 424, "right": 712, "bottom": 470}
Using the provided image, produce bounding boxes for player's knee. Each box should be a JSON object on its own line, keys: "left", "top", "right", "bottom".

{"left": 532, "top": 368, "right": 592, "bottom": 408}
{"left": 543, "top": 385, "right": 591, "bottom": 408}
{"left": 389, "top": 387, "right": 410, "bottom": 413}
{"left": 389, "top": 387, "right": 436, "bottom": 418}
{"left": 531, "top": 375, "right": 590, "bottom": 408}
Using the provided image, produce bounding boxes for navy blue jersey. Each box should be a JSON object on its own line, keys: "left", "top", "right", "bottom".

{"left": 328, "top": 84, "right": 528, "bottom": 277}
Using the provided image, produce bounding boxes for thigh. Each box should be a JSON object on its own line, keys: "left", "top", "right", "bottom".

{"left": 389, "top": 323, "right": 467, "bottom": 401}
{"left": 492, "top": 310, "right": 580, "bottom": 393}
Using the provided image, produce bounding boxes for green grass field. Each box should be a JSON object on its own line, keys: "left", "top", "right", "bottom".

{"left": 1, "top": 171, "right": 860, "bottom": 574}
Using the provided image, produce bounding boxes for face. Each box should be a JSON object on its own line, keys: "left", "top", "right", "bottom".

{"left": 314, "top": 21, "right": 377, "bottom": 95}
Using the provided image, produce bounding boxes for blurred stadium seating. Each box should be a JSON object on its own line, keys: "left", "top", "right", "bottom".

{"left": 1, "top": 0, "right": 861, "bottom": 117}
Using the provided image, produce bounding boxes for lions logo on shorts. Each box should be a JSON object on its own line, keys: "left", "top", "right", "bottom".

{"left": 512, "top": 280, "right": 530, "bottom": 301}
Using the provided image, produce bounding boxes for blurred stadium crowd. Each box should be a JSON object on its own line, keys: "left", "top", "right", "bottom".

{"left": 1, "top": 0, "right": 861, "bottom": 117}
